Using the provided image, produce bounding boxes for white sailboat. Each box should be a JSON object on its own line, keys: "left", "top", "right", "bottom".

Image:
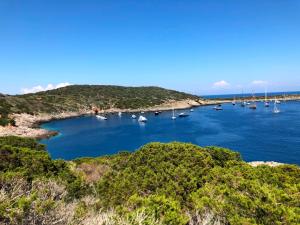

{"left": 249, "top": 93, "right": 257, "bottom": 110}
{"left": 138, "top": 115, "right": 147, "bottom": 122}
{"left": 172, "top": 108, "right": 176, "bottom": 120}
{"left": 273, "top": 98, "right": 280, "bottom": 114}
{"left": 240, "top": 90, "right": 246, "bottom": 107}
{"left": 118, "top": 112, "right": 122, "bottom": 117}
{"left": 264, "top": 89, "right": 270, "bottom": 107}
{"left": 232, "top": 96, "right": 236, "bottom": 105}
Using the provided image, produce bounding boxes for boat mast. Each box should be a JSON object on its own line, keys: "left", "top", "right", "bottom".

{"left": 265, "top": 89, "right": 267, "bottom": 102}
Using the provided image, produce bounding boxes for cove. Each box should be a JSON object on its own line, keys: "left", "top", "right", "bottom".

{"left": 40, "top": 101, "right": 300, "bottom": 165}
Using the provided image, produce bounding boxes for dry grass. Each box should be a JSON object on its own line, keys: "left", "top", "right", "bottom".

{"left": 0, "top": 177, "right": 225, "bottom": 225}
{"left": 76, "top": 162, "right": 110, "bottom": 183}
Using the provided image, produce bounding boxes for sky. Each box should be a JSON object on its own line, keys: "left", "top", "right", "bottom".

{"left": 0, "top": 0, "right": 300, "bottom": 95}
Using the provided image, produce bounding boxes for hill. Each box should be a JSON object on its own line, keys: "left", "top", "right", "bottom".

{"left": 2, "top": 85, "right": 201, "bottom": 115}
{"left": 0, "top": 85, "right": 201, "bottom": 128}
{"left": 0, "top": 136, "right": 299, "bottom": 225}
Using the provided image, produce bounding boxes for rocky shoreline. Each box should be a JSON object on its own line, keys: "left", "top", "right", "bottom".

{"left": 0, "top": 97, "right": 289, "bottom": 167}
{"left": 0, "top": 99, "right": 203, "bottom": 139}
{"left": 1, "top": 96, "right": 300, "bottom": 139}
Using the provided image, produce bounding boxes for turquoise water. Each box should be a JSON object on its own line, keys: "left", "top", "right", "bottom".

{"left": 41, "top": 101, "right": 300, "bottom": 165}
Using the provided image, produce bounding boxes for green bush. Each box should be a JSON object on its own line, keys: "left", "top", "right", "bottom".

{"left": 0, "top": 137, "right": 299, "bottom": 225}
{"left": 125, "top": 194, "right": 189, "bottom": 225}
{"left": 97, "top": 142, "right": 215, "bottom": 207}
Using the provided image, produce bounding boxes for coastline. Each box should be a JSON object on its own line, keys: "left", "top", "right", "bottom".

{"left": 1, "top": 95, "right": 300, "bottom": 139}
{"left": 0, "top": 96, "right": 293, "bottom": 167}
{"left": 0, "top": 99, "right": 203, "bottom": 139}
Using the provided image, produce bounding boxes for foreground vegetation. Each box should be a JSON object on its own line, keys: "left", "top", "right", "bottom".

{"left": 0, "top": 136, "right": 299, "bottom": 225}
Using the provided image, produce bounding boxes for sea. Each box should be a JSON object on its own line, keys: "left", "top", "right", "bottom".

{"left": 40, "top": 97, "right": 300, "bottom": 165}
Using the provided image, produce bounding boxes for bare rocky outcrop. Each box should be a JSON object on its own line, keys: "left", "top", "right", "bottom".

{"left": 248, "top": 161, "right": 284, "bottom": 167}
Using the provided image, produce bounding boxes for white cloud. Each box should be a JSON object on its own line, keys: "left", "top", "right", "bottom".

{"left": 21, "top": 82, "right": 71, "bottom": 94}
{"left": 251, "top": 80, "right": 268, "bottom": 86}
{"left": 212, "top": 80, "right": 230, "bottom": 88}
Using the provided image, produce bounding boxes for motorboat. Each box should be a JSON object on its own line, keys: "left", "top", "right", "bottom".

{"left": 96, "top": 115, "right": 107, "bottom": 120}
{"left": 138, "top": 115, "right": 147, "bottom": 122}
{"left": 213, "top": 105, "right": 223, "bottom": 111}
{"left": 178, "top": 112, "right": 189, "bottom": 117}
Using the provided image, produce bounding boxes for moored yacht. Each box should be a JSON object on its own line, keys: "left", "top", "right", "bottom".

{"left": 96, "top": 115, "right": 107, "bottom": 120}
{"left": 138, "top": 115, "right": 147, "bottom": 122}
{"left": 264, "top": 89, "right": 270, "bottom": 107}
{"left": 232, "top": 96, "right": 236, "bottom": 105}
{"left": 178, "top": 112, "right": 189, "bottom": 117}
{"left": 172, "top": 108, "right": 176, "bottom": 120}
{"left": 273, "top": 98, "right": 280, "bottom": 114}
{"left": 249, "top": 93, "right": 257, "bottom": 109}
{"left": 213, "top": 104, "right": 223, "bottom": 110}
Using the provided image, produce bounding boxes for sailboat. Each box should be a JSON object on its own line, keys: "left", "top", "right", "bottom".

{"left": 264, "top": 90, "right": 270, "bottom": 107}
{"left": 118, "top": 112, "right": 122, "bottom": 117}
{"left": 249, "top": 93, "right": 257, "bottom": 110}
{"left": 240, "top": 91, "right": 246, "bottom": 107}
{"left": 171, "top": 108, "right": 176, "bottom": 120}
{"left": 232, "top": 96, "right": 236, "bottom": 105}
{"left": 273, "top": 98, "right": 280, "bottom": 114}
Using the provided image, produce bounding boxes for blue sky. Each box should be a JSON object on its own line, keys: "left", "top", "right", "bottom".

{"left": 0, "top": 0, "right": 300, "bottom": 95}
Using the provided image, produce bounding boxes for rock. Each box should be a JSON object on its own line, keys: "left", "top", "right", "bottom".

{"left": 248, "top": 161, "right": 284, "bottom": 167}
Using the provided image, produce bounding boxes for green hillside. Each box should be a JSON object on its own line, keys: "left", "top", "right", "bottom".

{"left": 4, "top": 85, "right": 200, "bottom": 114}
{"left": 0, "top": 85, "right": 201, "bottom": 126}
{"left": 0, "top": 136, "right": 299, "bottom": 225}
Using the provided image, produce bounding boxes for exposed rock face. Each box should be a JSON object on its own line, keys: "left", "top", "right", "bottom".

{"left": 248, "top": 161, "right": 284, "bottom": 167}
